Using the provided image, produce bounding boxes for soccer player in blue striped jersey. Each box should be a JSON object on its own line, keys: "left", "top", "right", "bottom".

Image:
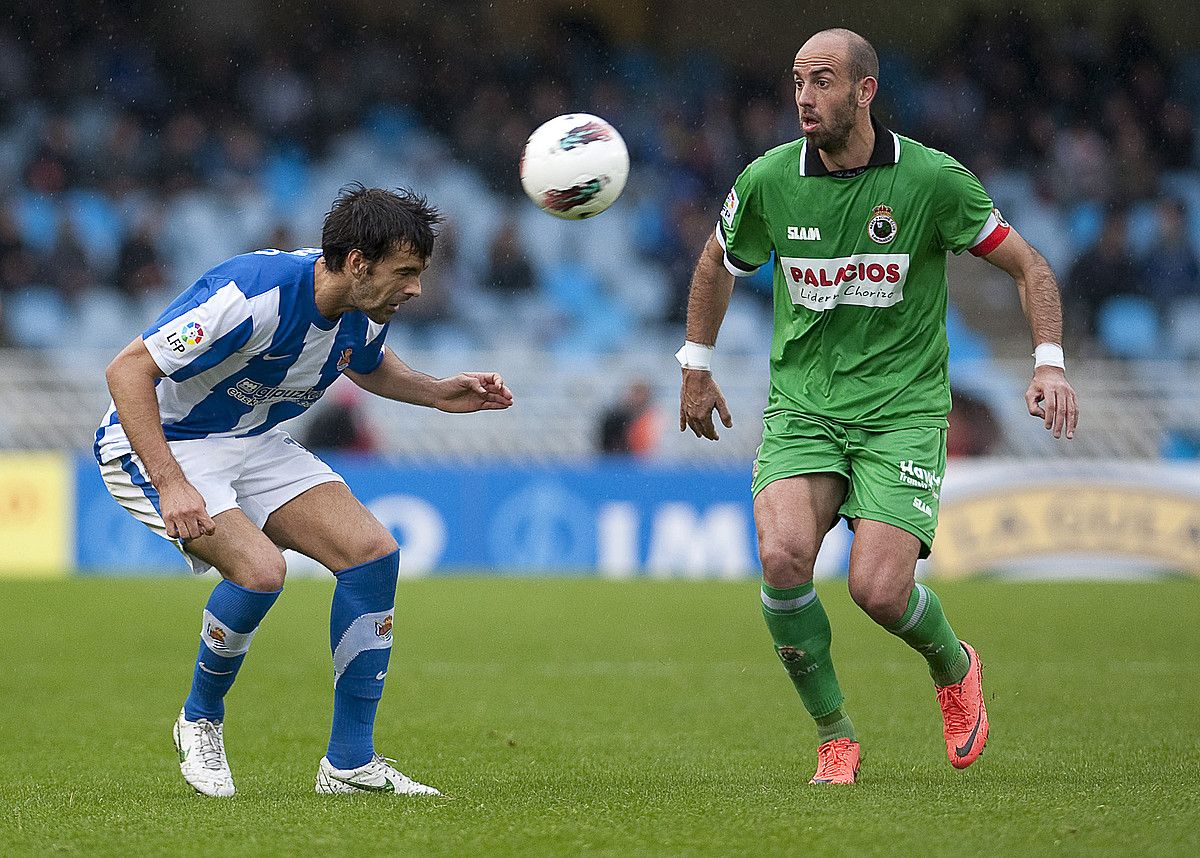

{"left": 96, "top": 185, "right": 513, "bottom": 797}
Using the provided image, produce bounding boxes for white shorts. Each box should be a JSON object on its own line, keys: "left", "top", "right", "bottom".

{"left": 98, "top": 428, "right": 344, "bottom": 575}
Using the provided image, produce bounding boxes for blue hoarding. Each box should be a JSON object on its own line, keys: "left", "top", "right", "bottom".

{"left": 75, "top": 453, "right": 854, "bottom": 577}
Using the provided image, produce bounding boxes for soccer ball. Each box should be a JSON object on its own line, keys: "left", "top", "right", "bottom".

{"left": 520, "top": 113, "right": 629, "bottom": 219}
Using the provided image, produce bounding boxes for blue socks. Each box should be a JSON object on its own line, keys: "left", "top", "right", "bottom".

{"left": 326, "top": 549, "right": 399, "bottom": 769}
{"left": 183, "top": 579, "right": 281, "bottom": 722}
{"left": 178, "top": 551, "right": 399, "bottom": 770}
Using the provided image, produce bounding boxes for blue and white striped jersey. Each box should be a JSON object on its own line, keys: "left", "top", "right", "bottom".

{"left": 95, "top": 248, "right": 388, "bottom": 463}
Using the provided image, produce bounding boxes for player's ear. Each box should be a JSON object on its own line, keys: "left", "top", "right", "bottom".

{"left": 346, "top": 248, "right": 367, "bottom": 278}
{"left": 858, "top": 76, "right": 877, "bottom": 108}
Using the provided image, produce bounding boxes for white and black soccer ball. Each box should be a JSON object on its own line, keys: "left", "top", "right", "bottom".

{"left": 519, "top": 113, "right": 629, "bottom": 220}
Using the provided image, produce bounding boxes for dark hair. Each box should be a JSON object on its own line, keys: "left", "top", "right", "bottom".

{"left": 321, "top": 184, "right": 442, "bottom": 272}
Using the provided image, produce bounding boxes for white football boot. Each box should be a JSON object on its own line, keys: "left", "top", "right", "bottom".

{"left": 315, "top": 754, "right": 442, "bottom": 796}
{"left": 172, "top": 709, "right": 235, "bottom": 797}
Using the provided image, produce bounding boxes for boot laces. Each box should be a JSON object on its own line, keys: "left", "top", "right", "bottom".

{"left": 937, "top": 684, "right": 973, "bottom": 734}
{"left": 815, "top": 738, "right": 854, "bottom": 776}
{"left": 194, "top": 719, "right": 227, "bottom": 771}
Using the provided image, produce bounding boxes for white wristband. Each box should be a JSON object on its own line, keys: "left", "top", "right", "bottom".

{"left": 675, "top": 341, "right": 714, "bottom": 371}
{"left": 1034, "top": 343, "right": 1065, "bottom": 369}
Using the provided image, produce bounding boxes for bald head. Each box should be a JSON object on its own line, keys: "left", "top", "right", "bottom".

{"left": 802, "top": 29, "right": 879, "bottom": 85}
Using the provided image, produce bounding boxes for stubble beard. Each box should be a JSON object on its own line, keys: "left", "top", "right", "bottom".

{"left": 805, "top": 91, "right": 858, "bottom": 156}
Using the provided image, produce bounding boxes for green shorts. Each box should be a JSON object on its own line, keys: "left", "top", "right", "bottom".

{"left": 752, "top": 412, "right": 947, "bottom": 558}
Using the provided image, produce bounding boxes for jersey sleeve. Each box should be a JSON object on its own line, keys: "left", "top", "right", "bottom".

{"left": 142, "top": 277, "right": 270, "bottom": 382}
{"left": 716, "top": 165, "right": 772, "bottom": 277}
{"left": 349, "top": 322, "right": 389, "bottom": 373}
{"left": 933, "top": 156, "right": 1010, "bottom": 255}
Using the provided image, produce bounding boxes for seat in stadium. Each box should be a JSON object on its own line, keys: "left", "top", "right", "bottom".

{"left": 1167, "top": 297, "right": 1200, "bottom": 359}
{"left": 1096, "top": 295, "right": 1160, "bottom": 359}
{"left": 2, "top": 284, "right": 68, "bottom": 348}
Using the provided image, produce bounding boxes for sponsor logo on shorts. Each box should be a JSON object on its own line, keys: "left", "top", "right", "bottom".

{"left": 899, "top": 459, "right": 943, "bottom": 497}
{"left": 779, "top": 253, "right": 909, "bottom": 310}
{"left": 913, "top": 497, "right": 933, "bottom": 517}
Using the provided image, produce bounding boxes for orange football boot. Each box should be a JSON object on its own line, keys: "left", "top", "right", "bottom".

{"left": 936, "top": 641, "right": 989, "bottom": 769}
{"left": 809, "top": 737, "right": 861, "bottom": 784}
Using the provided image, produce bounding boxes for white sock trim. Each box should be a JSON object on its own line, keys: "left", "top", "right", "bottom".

{"left": 893, "top": 583, "right": 929, "bottom": 634}
{"left": 761, "top": 587, "right": 818, "bottom": 612}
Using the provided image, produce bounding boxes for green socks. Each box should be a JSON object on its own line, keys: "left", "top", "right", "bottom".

{"left": 885, "top": 583, "right": 969, "bottom": 687}
{"left": 761, "top": 583, "right": 856, "bottom": 743}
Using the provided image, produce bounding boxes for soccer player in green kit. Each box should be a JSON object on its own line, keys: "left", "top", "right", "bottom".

{"left": 678, "top": 28, "right": 1078, "bottom": 784}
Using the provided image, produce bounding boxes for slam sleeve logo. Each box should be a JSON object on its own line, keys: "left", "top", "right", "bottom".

{"left": 721, "top": 188, "right": 739, "bottom": 228}
{"left": 165, "top": 321, "right": 205, "bottom": 353}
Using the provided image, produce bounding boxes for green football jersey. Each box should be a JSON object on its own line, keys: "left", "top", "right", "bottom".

{"left": 717, "top": 118, "right": 1005, "bottom": 430}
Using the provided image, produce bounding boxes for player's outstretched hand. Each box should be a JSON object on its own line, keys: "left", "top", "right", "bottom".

{"left": 1025, "top": 365, "right": 1078, "bottom": 440}
{"left": 435, "top": 372, "right": 514, "bottom": 413}
{"left": 680, "top": 368, "right": 733, "bottom": 441}
{"left": 159, "top": 478, "right": 215, "bottom": 541}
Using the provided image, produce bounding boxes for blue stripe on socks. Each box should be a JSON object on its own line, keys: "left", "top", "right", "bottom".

{"left": 326, "top": 549, "right": 399, "bottom": 769}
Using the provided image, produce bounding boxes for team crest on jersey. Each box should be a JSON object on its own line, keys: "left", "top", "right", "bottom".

{"left": 867, "top": 204, "right": 898, "bottom": 245}
{"left": 375, "top": 615, "right": 393, "bottom": 638}
{"left": 721, "top": 188, "right": 739, "bottom": 227}
{"left": 336, "top": 348, "right": 353, "bottom": 372}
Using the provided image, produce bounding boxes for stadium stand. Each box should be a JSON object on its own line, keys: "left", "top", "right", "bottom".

{"left": 0, "top": 5, "right": 1197, "bottom": 457}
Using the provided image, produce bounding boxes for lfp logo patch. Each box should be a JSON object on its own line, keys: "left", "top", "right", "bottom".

{"left": 179, "top": 321, "right": 205, "bottom": 347}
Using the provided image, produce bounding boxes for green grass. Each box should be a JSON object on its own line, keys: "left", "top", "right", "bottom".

{"left": 1, "top": 577, "right": 1198, "bottom": 856}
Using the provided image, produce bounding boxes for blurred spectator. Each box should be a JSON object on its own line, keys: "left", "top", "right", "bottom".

{"left": 0, "top": 207, "right": 31, "bottom": 292}
{"left": 399, "top": 221, "right": 459, "bottom": 335}
{"left": 300, "top": 380, "right": 378, "bottom": 453}
{"left": 49, "top": 221, "right": 94, "bottom": 298}
{"left": 946, "top": 389, "right": 1000, "bottom": 457}
{"left": 1139, "top": 198, "right": 1200, "bottom": 311}
{"left": 598, "top": 380, "right": 661, "bottom": 456}
{"left": 484, "top": 218, "right": 535, "bottom": 296}
{"left": 263, "top": 223, "right": 298, "bottom": 253}
{"left": 115, "top": 220, "right": 168, "bottom": 296}
{"left": 1053, "top": 116, "right": 1111, "bottom": 204}
{"left": 1065, "top": 209, "right": 1141, "bottom": 343}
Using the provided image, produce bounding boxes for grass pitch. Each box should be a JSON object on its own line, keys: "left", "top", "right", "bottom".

{"left": 1, "top": 576, "right": 1197, "bottom": 856}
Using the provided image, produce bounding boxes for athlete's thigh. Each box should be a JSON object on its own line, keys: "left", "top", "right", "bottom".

{"left": 262, "top": 481, "right": 397, "bottom": 572}
{"left": 184, "top": 507, "right": 287, "bottom": 589}
{"left": 840, "top": 426, "right": 946, "bottom": 559}
{"left": 754, "top": 472, "right": 849, "bottom": 564}
{"left": 846, "top": 517, "right": 922, "bottom": 602}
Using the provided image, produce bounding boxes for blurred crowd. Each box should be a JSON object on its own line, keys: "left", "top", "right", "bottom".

{"left": 0, "top": 4, "right": 1198, "bottom": 364}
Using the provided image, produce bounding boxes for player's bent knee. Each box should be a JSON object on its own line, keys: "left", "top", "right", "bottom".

{"left": 232, "top": 550, "right": 288, "bottom": 592}
{"left": 342, "top": 528, "right": 399, "bottom": 570}
{"left": 848, "top": 578, "right": 908, "bottom": 626}
{"left": 758, "top": 541, "right": 818, "bottom": 589}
